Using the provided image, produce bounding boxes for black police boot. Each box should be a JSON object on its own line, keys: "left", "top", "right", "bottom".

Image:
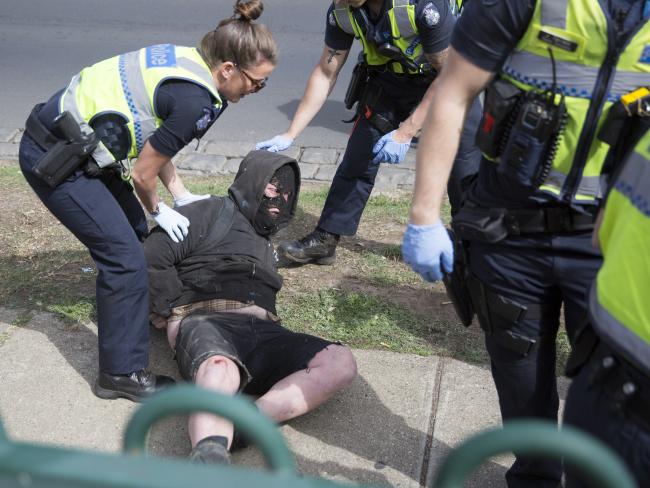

{"left": 277, "top": 227, "right": 340, "bottom": 266}
{"left": 94, "top": 369, "right": 175, "bottom": 402}
{"left": 189, "top": 436, "right": 231, "bottom": 465}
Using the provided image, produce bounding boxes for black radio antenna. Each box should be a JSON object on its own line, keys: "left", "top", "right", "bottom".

{"left": 547, "top": 47, "right": 558, "bottom": 97}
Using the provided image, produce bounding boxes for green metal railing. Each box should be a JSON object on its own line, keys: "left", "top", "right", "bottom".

{"left": 123, "top": 385, "right": 296, "bottom": 474}
{"left": 0, "top": 386, "right": 637, "bottom": 487}
{"left": 0, "top": 385, "right": 356, "bottom": 488}
{"left": 434, "top": 420, "right": 636, "bottom": 488}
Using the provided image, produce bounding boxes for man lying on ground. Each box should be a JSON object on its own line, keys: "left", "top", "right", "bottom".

{"left": 144, "top": 150, "right": 357, "bottom": 464}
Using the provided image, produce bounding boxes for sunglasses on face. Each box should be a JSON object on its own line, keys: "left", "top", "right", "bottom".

{"left": 235, "top": 65, "right": 267, "bottom": 92}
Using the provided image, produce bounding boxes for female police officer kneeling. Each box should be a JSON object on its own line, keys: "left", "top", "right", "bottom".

{"left": 18, "top": 0, "right": 277, "bottom": 402}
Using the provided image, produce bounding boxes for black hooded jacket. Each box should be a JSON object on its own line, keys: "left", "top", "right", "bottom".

{"left": 144, "top": 150, "right": 300, "bottom": 317}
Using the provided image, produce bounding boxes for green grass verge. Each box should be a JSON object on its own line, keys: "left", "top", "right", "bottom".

{"left": 0, "top": 166, "right": 27, "bottom": 187}
{"left": 278, "top": 289, "right": 432, "bottom": 355}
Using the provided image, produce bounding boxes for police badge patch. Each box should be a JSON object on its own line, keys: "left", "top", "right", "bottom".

{"left": 423, "top": 3, "right": 440, "bottom": 26}
{"left": 195, "top": 107, "right": 213, "bottom": 132}
{"left": 329, "top": 12, "right": 337, "bottom": 27}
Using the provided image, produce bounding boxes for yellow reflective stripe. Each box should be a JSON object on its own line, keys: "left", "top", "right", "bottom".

{"left": 177, "top": 58, "right": 217, "bottom": 93}
{"left": 576, "top": 174, "right": 605, "bottom": 199}
{"left": 614, "top": 150, "right": 650, "bottom": 216}
{"left": 333, "top": 7, "right": 355, "bottom": 35}
{"left": 609, "top": 71, "right": 650, "bottom": 102}
{"left": 540, "top": 170, "right": 603, "bottom": 198}
{"left": 503, "top": 50, "right": 598, "bottom": 98}
{"left": 392, "top": 0, "right": 416, "bottom": 38}
{"left": 120, "top": 50, "right": 156, "bottom": 153}
{"left": 590, "top": 285, "right": 650, "bottom": 374}
{"left": 60, "top": 74, "right": 116, "bottom": 167}
{"left": 540, "top": 0, "right": 567, "bottom": 28}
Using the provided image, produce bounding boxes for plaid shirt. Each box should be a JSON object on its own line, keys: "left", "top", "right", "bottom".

{"left": 168, "top": 299, "right": 280, "bottom": 323}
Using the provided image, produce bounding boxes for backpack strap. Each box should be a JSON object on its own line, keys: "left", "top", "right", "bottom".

{"left": 204, "top": 198, "right": 236, "bottom": 245}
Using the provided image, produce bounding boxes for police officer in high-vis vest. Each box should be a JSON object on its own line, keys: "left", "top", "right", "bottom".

{"left": 18, "top": 0, "right": 277, "bottom": 402}
{"left": 255, "top": 0, "right": 481, "bottom": 266}
{"left": 402, "top": 0, "right": 650, "bottom": 486}
{"left": 562, "top": 128, "right": 650, "bottom": 487}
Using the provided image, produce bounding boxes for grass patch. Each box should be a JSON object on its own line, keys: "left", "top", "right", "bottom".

{"left": 48, "top": 299, "right": 96, "bottom": 325}
{"left": 364, "top": 194, "right": 412, "bottom": 223}
{"left": 0, "top": 165, "right": 27, "bottom": 188}
{"left": 278, "top": 289, "right": 432, "bottom": 355}
{"left": 359, "top": 250, "right": 421, "bottom": 288}
{"left": 0, "top": 251, "right": 95, "bottom": 320}
{"left": 11, "top": 312, "right": 33, "bottom": 328}
{"left": 1, "top": 167, "right": 488, "bottom": 363}
{"left": 179, "top": 176, "right": 231, "bottom": 197}
{"left": 556, "top": 327, "right": 571, "bottom": 375}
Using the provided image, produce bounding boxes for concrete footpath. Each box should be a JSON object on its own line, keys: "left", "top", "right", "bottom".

{"left": 0, "top": 308, "right": 570, "bottom": 487}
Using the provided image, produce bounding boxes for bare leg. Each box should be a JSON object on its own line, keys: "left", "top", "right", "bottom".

{"left": 188, "top": 355, "right": 241, "bottom": 448}
{"left": 256, "top": 345, "right": 357, "bottom": 423}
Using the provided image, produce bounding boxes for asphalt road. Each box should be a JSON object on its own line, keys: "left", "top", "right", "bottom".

{"left": 0, "top": 0, "right": 360, "bottom": 147}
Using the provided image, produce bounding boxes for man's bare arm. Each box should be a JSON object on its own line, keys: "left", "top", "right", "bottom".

{"left": 409, "top": 48, "right": 493, "bottom": 224}
{"left": 282, "top": 45, "right": 350, "bottom": 140}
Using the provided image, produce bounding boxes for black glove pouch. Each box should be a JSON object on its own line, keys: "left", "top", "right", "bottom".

{"left": 345, "top": 62, "right": 370, "bottom": 111}
{"left": 452, "top": 205, "right": 508, "bottom": 244}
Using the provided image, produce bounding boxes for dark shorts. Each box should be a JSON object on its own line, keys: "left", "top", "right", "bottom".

{"left": 175, "top": 312, "right": 336, "bottom": 396}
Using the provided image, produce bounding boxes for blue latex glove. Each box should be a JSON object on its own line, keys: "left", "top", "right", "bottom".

{"left": 152, "top": 202, "right": 190, "bottom": 243}
{"left": 371, "top": 130, "right": 411, "bottom": 164}
{"left": 173, "top": 191, "right": 210, "bottom": 208}
{"left": 255, "top": 134, "right": 294, "bottom": 153}
{"left": 402, "top": 221, "right": 454, "bottom": 282}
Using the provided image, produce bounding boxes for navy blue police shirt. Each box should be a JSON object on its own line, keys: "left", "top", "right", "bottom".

{"left": 451, "top": 0, "right": 647, "bottom": 209}
{"left": 324, "top": 0, "right": 454, "bottom": 101}
{"left": 37, "top": 80, "right": 222, "bottom": 159}
{"left": 325, "top": 0, "right": 453, "bottom": 54}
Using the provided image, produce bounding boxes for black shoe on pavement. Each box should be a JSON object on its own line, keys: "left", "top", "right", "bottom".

{"left": 277, "top": 228, "right": 339, "bottom": 266}
{"left": 189, "top": 436, "right": 231, "bottom": 465}
{"left": 230, "top": 429, "right": 249, "bottom": 452}
{"left": 94, "top": 369, "right": 175, "bottom": 402}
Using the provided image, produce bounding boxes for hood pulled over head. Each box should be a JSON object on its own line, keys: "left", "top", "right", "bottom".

{"left": 228, "top": 150, "right": 301, "bottom": 236}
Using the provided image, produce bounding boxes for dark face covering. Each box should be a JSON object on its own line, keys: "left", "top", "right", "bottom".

{"left": 253, "top": 164, "right": 297, "bottom": 235}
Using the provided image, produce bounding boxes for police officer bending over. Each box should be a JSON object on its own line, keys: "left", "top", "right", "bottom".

{"left": 256, "top": 0, "right": 481, "bottom": 267}
{"left": 402, "top": 0, "right": 650, "bottom": 486}
{"left": 145, "top": 151, "right": 357, "bottom": 465}
{"left": 18, "top": 0, "right": 277, "bottom": 401}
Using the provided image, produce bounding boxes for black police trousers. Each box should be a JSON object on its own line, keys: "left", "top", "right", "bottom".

{"left": 469, "top": 232, "right": 602, "bottom": 488}
{"left": 317, "top": 84, "right": 482, "bottom": 236}
{"left": 563, "top": 340, "right": 650, "bottom": 487}
{"left": 19, "top": 132, "right": 150, "bottom": 375}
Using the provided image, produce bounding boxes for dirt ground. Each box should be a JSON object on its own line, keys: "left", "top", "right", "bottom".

{"left": 0, "top": 161, "right": 489, "bottom": 363}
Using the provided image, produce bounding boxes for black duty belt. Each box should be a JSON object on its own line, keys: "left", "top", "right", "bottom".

{"left": 590, "top": 341, "right": 650, "bottom": 433}
{"left": 453, "top": 204, "right": 597, "bottom": 243}
{"left": 504, "top": 207, "right": 597, "bottom": 234}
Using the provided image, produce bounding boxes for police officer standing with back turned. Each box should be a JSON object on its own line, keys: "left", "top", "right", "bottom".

{"left": 562, "top": 126, "right": 650, "bottom": 487}
{"left": 402, "top": 0, "right": 650, "bottom": 486}
{"left": 18, "top": 0, "right": 278, "bottom": 402}
{"left": 256, "top": 0, "right": 481, "bottom": 267}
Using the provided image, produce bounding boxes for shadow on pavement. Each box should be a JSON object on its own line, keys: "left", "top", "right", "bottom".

{"left": 277, "top": 99, "right": 354, "bottom": 135}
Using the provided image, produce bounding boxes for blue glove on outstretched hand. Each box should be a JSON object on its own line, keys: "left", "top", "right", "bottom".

{"left": 152, "top": 202, "right": 190, "bottom": 243}
{"left": 371, "top": 130, "right": 411, "bottom": 164}
{"left": 255, "top": 134, "right": 294, "bottom": 153}
{"left": 402, "top": 221, "right": 454, "bottom": 282}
